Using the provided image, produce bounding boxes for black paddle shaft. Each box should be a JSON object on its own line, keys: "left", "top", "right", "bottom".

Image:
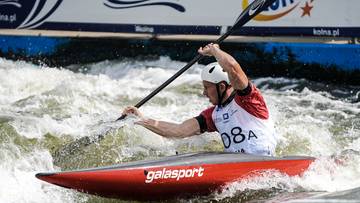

{"left": 118, "top": 0, "right": 276, "bottom": 121}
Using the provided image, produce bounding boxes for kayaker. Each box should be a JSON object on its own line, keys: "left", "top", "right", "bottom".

{"left": 122, "top": 43, "right": 277, "bottom": 156}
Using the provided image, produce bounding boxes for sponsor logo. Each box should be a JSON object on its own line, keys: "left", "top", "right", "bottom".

{"left": 145, "top": 167, "right": 204, "bottom": 183}
{"left": 0, "top": 0, "right": 63, "bottom": 29}
{"left": 104, "top": 0, "right": 185, "bottom": 12}
{"left": 135, "top": 25, "right": 154, "bottom": 33}
{"left": 313, "top": 28, "right": 340, "bottom": 37}
{"left": 242, "top": 0, "right": 315, "bottom": 21}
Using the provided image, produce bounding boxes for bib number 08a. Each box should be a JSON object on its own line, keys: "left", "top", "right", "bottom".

{"left": 221, "top": 127, "right": 258, "bottom": 148}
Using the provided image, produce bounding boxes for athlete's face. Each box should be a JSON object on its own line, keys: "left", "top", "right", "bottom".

{"left": 202, "top": 81, "right": 218, "bottom": 105}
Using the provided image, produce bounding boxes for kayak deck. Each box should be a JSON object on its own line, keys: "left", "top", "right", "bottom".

{"left": 36, "top": 152, "right": 315, "bottom": 200}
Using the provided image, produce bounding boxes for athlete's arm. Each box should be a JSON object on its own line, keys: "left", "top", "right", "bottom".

{"left": 198, "top": 43, "right": 249, "bottom": 91}
{"left": 122, "top": 106, "right": 201, "bottom": 138}
{"left": 137, "top": 118, "right": 201, "bottom": 138}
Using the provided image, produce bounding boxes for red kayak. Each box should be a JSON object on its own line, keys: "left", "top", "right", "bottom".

{"left": 36, "top": 152, "right": 314, "bottom": 200}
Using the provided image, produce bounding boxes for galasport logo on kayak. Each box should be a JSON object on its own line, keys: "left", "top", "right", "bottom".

{"left": 145, "top": 167, "right": 204, "bottom": 183}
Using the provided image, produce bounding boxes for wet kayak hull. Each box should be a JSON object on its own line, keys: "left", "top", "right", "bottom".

{"left": 36, "top": 152, "right": 314, "bottom": 200}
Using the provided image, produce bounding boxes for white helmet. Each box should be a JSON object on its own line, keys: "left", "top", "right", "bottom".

{"left": 201, "top": 62, "right": 230, "bottom": 84}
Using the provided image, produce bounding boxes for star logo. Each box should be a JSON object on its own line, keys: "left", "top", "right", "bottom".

{"left": 301, "top": 1, "right": 314, "bottom": 17}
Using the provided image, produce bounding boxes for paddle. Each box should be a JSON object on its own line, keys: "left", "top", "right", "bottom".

{"left": 118, "top": 0, "right": 276, "bottom": 120}
{"left": 54, "top": 0, "right": 276, "bottom": 159}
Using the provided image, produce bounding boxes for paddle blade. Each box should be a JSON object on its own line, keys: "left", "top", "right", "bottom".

{"left": 232, "top": 0, "right": 276, "bottom": 31}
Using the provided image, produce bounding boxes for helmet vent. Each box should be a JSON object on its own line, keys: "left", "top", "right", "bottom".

{"left": 209, "top": 66, "right": 215, "bottom": 73}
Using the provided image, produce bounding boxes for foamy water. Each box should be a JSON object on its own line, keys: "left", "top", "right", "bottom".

{"left": 0, "top": 57, "right": 359, "bottom": 202}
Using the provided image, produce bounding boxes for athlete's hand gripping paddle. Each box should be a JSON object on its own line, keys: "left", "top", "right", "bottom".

{"left": 118, "top": 0, "right": 277, "bottom": 121}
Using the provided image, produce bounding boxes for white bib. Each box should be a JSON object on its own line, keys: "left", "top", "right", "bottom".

{"left": 212, "top": 99, "right": 277, "bottom": 156}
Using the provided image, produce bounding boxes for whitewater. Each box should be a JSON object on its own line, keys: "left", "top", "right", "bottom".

{"left": 0, "top": 56, "right": 359, "bottom": 202}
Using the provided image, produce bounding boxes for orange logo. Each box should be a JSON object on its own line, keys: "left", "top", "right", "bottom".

{"left": 243, "top": 0, "right": 314, "bottom": 21}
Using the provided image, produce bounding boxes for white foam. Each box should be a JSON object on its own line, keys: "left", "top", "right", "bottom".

{"left": 1, "top": 57, "right": 359, "bottom": 202}
{"left": 0, "top": 145, "right": 78, "bottom": 203}
{"left": 296, "top": 157, "right": 360, "bottom": 192}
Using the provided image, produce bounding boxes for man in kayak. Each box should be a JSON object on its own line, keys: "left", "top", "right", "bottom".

{"left": 123, "top": 43, "right": 277, "bottom": 156}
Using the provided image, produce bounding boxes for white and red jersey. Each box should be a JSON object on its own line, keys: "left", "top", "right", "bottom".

{"left": 198, "top": 83, "right": 277, "bottom": 156}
